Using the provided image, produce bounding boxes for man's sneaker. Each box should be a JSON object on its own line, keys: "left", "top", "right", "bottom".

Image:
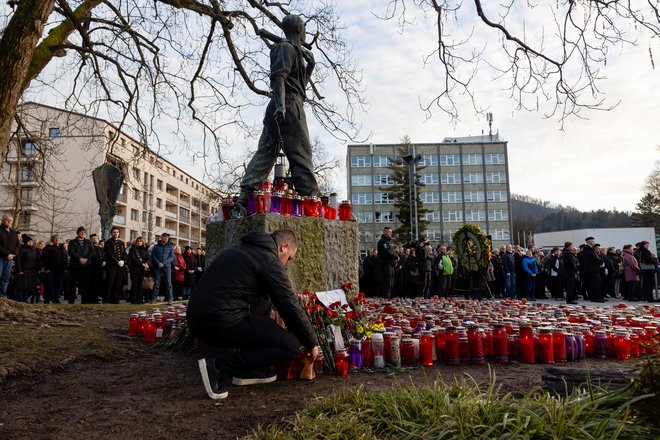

{"left": 231, "top": 369, "right": 277, "bottom": 386}
{"left": 197, "top": 358, "right": 228, "bottom": 400}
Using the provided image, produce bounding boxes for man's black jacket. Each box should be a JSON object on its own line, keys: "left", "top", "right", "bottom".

{"left": 186, "top": 232, "right": 318, "bottom": 349}
{"left": 581, "top": 245, "right": 603, "bottom": 274}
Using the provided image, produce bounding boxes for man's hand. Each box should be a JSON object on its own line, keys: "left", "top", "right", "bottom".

{"left": 306, "top": 345, "right": 319, "bottom": 359}
{"left": 79, "top": 258, "right": 88, "bottom": 265}
{"left": 7, "top": 254, "right": 14, "bottom": 261}
{"left": 301, "top": 48, "right": 315, "bottom": 66}
{"left": 157, "top": 262, "right": 164, "bottom": 269}
{"left": 273, "top": 107, "right": 285, "bottom": 122}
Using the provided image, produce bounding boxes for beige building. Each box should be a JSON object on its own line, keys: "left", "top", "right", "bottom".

{"left": 0, "top": 103, "right": 217, "bottom": 247}
{"left": 347, "top": 136, "right": 513, "bottom": 256}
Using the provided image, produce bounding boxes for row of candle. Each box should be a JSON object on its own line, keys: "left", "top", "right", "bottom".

{"left": 127, "top": 305, "right": 187, "bottom": 342}
{"left": 244, "top": 191, "right": 352, "bottom": 221}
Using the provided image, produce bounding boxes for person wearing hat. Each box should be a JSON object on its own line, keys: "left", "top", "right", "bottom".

{"left": 582, "top": 236, "right": 605, "bottom": 303}
{"left": 638, "top": 240, "right": 657, "bottom": 302}
{"left": 150, "top": 232, "right": 174, "bottom": 303}
{"left": 67, "top": 226, "right": 95, "bottom": 304}
{"left": 104, "top": 226, "right": 126, "bottom": 304}
{"left": 14, "top": 235, "right": 41, "bottom": 303}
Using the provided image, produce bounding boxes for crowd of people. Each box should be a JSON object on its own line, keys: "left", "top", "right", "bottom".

{"left": 0, "top": 215, "right": 206, "bottom": 305}
{"left": 360, "top": 227, "right": 659, "bottom": 304}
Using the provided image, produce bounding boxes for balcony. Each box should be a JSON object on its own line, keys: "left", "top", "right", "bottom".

{"left": 164, "top": 211, "right": 177, "bottom": 219}
{"left": 113, "top": 215, "right": 126, "bottom": 225}
{"left": 117, "top": 193, "right": 127, "bottom": 204}
{"left": 178, "top": 231, "right": 190, "bottom": 239}
{"left": 179, "top": 199, "right": 190, "bottom": 208}
{"left": 165, "top": 193, "right": 178, "bottom": 203}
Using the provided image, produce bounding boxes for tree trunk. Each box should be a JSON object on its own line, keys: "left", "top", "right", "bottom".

{"left": 0, "top": 0, "right": 58, "bottom": 165}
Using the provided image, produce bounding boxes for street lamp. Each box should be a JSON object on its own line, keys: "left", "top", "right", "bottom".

{"left": 402, "top": 149, "right": 421, "bottom": 243}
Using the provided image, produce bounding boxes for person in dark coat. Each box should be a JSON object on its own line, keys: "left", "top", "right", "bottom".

{"left": 376, "top": 227, "right": 398, "bottom": 298}
{"left": 89, "top": 234, "right": 106, "bottom": 302}
{"left": 514, "top": 246, "right": 525, "bottom": 300}
{"left": 582, "top": 237, "right": 605, "bottom": 302}
{"left": 638, "top": 241, "right": 657, "bottom": 302}
{"left": 128, "top": 236, "right": 150, "bottom": 304}
{"left": 194, "top": 248, "right": 205, "bottom": 284}
{"left": 104, "top": 226, "right": 126, "bottom": 304}
{"left": 361, "top": 249, "right": 378, "bottom": 297}
{"left": 14, "top": 235, "right": 41, "bottom": 302}
{"left": 67, "top": 226, "right": 95, "bottom": 304}
{"left": 562, "top": 243, "right": 579, "bottom": 304}
{"left": 502, "top": 244, "right": 516, "bottom": 298}
{"left": 0, "top": 214, "right": 20, "bottom": 297}
{"left": 187, "top": 229, "right": 319, "bottom": 400}
{"left": 182, "top": 246, "right": 197, "bottom": 300}
{"left": 404, "top": 247, "right": 420, "bottom": 298}
{"left": 41, "top": 234, "right": 68, "bottom": 304}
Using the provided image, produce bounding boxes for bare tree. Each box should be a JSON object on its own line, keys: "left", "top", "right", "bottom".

{"left": 382, "top": 1, "right": 660, "bottom": 125}
{"left": 0, "top": 0, "right": 366, "bottom": 169}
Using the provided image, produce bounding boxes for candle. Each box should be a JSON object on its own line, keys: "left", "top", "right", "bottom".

{"left": 467, "top": 325, "right": 485, "bottom": 365}
{"left": 270, "top": 191, "right": 282, "bottom": 214}
{"left": 420, "top": 331, "right": 434, "bottom": 366}
{"left": 593, "top": 330, "right": 608, "bottom": 359}
{"left": 338, "top": 200, "right": 352, "bottom": 221}
{"left": 390, "top": 335, "right": 401, "bottom": 367}
{"left": 492, "top": 323, "right": 508, "bottom": 364}
{"left": 371, "top": 333, "right": 385, "bottom": 368}
{"left": 362, "top": 337, "right": 373, "bottom": 367}
{"left": 401, "top": 338, "right": 415, "bottom": 365}
{"left": 127, "top": 313, "right": 138, "bottom": 336}
{"left": 553, "top": 331, "right": 566, "bottom": 363}
{"left": 292, "top": 195, "right": 303, "bottom": 217}
{"left": 334, "top": 349, "right": 349, "bottom": 376}
{"left": 445, "top": 326, "right": 460, "bottom": 366}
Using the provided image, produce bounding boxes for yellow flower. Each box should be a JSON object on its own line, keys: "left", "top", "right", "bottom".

{"left": 366, "top": 331, "right": 373, "bottom": 338}
{"left": 357, "top": 326, "right": 364, "bottom": 333}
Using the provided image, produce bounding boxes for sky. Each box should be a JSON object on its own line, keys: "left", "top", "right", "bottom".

{"left": 13, "top": 1, "right": 660, "bottom": 212}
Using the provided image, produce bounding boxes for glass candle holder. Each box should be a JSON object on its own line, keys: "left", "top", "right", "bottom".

{"left": 390, "top": 335, "right": 401, "bottom": 367}
{"left": 614, "top": 331, "right": 631, "bottom": 360}
{"left": 292, "top": 195, "right": 303, "bottom": 217}
{"left": 128, "top": 313, "right": 138, "bottom": 336}
{"left": 444, "top": 327, "right": 460, "bottom": 365}
{"left": 467, "top": 325, "right": 485, "bottom": 365}
{"left": 281, "top": 193, "right": 292, "bottom": 216}
{"left": 401, "top": 338, "right": 415, "bottom": 365}
{"left": 538, "top": 327, "right": 554, "bottom": 364}
{"left": 593, "top": 330, "right": 608, "bottom": 359}
{"left": 137, "top": 312, "right": 147, "bottom": 337}
{"left": 338, "top": 200, "right": 352, "bottom": 221}
{"left": 519, "top": 334, "right": 535, "bottom": 364}
{"left": 334, "top": 349, "right": 349, "bottom": 376}
{"left": 420, "top": 331, "right": 434, "bottom": 366}
{"left": 565, "top": 333, "right": 577, "bottom": 362}
{"left": 492, "top": 323, "right": 509, "bottom": 364}
{"left": 582, "top": 328, "right": 594, "bottom": 356}
{"left": 261, "top": 179, "right": 272, "bottom": 192}
{"left": 313, "top": 352, "right": 324, "bottom": 375}
{"left": 270, "top": 191, "right": 282, "bottom": 214}
{"left": 348, "top": 339, "right": 364, "bottom": 369}
{"left": 361, "top": 337, "right": 373, "bottom": 368}
{"left": 254, "top": 190, "right": 266, "bottom": 214}
{"left": 144, "top": 317, "right": 156, "bottom": 342}
{"left": 553, "top": 331, "right": 566, "bottom": 363}
{"left": 371, "top": 333, "right": 385, "bottom": 368}
{"left": 247, "top": 192, "right": 256, "bottom": 215}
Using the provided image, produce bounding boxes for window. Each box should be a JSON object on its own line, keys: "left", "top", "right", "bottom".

{"left": 155, "top": 216, "right": 162, "bottom": 227}
{"left": 132, "top": 145, "right": 140, "bottom": 155}
{"left": 426, "top": 229, "right": 440, "bottom": 240}
{"left": 359, "top": 230, "right": 374, "bottom": 243}
{"left": 443, "top": 210, "right": 463, "bottom": 222}
{"left": 419, "top": 173, "right": 439, "bottom": 185}
{"left": 485, "top": 153, "right": 506, "bottom": 165}
{"left": 20, "top": 187, "right": 33, "bottom": 202}
{"left": 487, "top": 190, "right": 508, "bottom": 202}
{"left": 462, "top": 154, "right": 483, "bottom": 165}
{"left": 132, "top": 167, "right": 140, "bottom": 181}
{"left": 351, "top": 156, "right": 371, "bottom": 167}
{"left": 492, "top": 229, "right": 511, "bottom": 240}
{"left": 374, "top": 174, "right": 394, "bottom": 185}
{"left": 22, "top": 141, "right": 37, "bottom": 158}
{"left": 18, "top": 212, "right": 31, "bottom": 229}
{"left": 130, "top": 209, "right": 139, "bottom": 221}
{"left": 156, "top": 198, "right": 163, "bottom": 208}
{"left": 132, "top": 188, "right": 140, "bottom": 200}
{"left": 352, "top": 193, "right": 372, "bottom": 205}
{"left": 424, "top": 211, "right": 441, "bottom": 222}
{"left": 141, "top": 211, "right": 147, "bottom": 222}
{"left": 420, "top": 191, "right": 440, "bottom": 204}
{"left": 48, "top": 128, "right": 60, "bottom": 138}
{"left": 374, "top": 211, "right": 395, "bottom": 223}
{"left": 464, "top": 191, "right": 485, "bottom": 202}
{"left": 488, "top": 210, "right": 509, "bottom": 221}
{"left": 172, "top": 170, "right": 176, "bottom": 177}
{"left": 107, "top": 130, "right": 115, "bottom": 140}
{"left": 180, "top": 207, "right": 190, "bottom": 218}
{"left": 486, "top": 171, "right": 507, "bottom": 183}
{"left": 372, "top": 156, "right": 391, "bottom": 167}
{"left": 463, "top": 173, "right": 484, "bottom": 184}
{"left": 355, "top": 211, "right": 374, "bottom": 223}
{"left": 374, "top": 192, "right": 394, "bottom": 204}
{"left": 440, "top": 173, "right": 461, "bottom": 184}
{"left": 465, "top": 210, "right": 486, "bottom": 221}
{"left": 351, "top": 175, "right": 372, "bottom": 186}
{"left": 418, "top": 154, "right": 438, "bottom": 166}
{"left": 440, "top": 154, "right": 460, "bottom": 166}
{"left": 157, "top": 179, "right": 163, "bottom": 190}
{"left": 20, "top": 165, "right": 35, "bottom": 182}
{"left": 130, "top": 230, "right": 138, "bottom": 242}
{"left": 442, "top": 191, "right": 462, "bottom": 203}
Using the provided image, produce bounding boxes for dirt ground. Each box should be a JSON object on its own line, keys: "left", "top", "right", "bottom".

{"left": 0, "top": 300, "right": 636, "bottom": 440}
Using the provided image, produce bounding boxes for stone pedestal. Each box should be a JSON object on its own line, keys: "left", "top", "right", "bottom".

{"left": 205, "top": 214, "right": 359, "bottom": 293}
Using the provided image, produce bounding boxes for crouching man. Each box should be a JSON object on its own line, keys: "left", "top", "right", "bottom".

{"left": 186, "top": 229, "right": 319, "bottom": 399}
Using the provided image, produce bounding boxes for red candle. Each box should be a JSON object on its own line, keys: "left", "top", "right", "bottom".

{"left": 281, "top": 193, "right": 292, "bottom": 216}
{"left": 137, "top": 313, "right": 147, "bottom": 336}
{"left": 127, "top": 313, "right": 138, "bottom": 336}
{"left": 615, "top": 332, "right": 631, "bottom": 360}
{"left": 435, "top": 328, "right": 446, "bottom": 363}
{"left": 420, "top": 331, "right": 434, "bottom": 366}
{"left": 538, "top": 328, "right": 554, "bottom": 364}
{"left": 362, "top": 337, "right": 373, "bottom": 367}
{"left": 401, "top": 338, "right": 415, "bottom": 365}
{"left": 519, "top": 325, "right": 535, "bottom": 364}
{"left": 383, "top": 332, "right": 393, "bottom": 364}
{"left": 338, "top": 200, "right": 352, "bottom": 221}
{"left": 144, "top": 317, "right": 156, "bottom": 342}
{"left": 582, "top": 328, "right": 594, "bottom": 356}
{"left": 629, "top": 334, "right": 640, "bottom": 356}
{"left": 334, "top": 350, "right": 349, "bottom": 376}
{"left": 467, "top": 325, "right": 485, "bottom": 365}
{"left": 444, "top": 327, "right": 460, "bottom": 366}
{"left": 254, "top": 190, "right": 266, "bottom": 214}
{"left": 492, "top": 324, "right": 508, "bottom": 364}
{"left": 553, "top": 331, "right": 566, "bottom": 363}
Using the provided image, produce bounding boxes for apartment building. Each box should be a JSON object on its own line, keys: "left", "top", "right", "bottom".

{"left": 0, "top": 103, "right": 217, "bottom": 247}
{"left": 347, "top": 136, "right": 513, "bottom": 256}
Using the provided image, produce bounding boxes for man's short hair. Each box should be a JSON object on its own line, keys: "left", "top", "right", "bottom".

{"left": 111, "top": 226, "right": 120, "bottom": 233}
{"left": 383, "top": 227, "right": 392, "bottom": 232}
{"left": 271, "top": 229, "right": 297, "bottom": 248}
{"left": 51, "top": 234, "right": 60, "bottom": 242}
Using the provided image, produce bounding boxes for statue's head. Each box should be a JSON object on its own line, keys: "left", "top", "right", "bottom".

{"left": 282, "top": 14, "right": 305, "bottom": 39}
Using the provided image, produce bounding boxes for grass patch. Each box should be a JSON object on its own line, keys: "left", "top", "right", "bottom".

{"left": 247, "top": 371, "right": 658, "bottom": 440}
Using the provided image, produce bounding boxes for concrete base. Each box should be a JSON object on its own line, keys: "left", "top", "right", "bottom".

{"left": 205, "top": 214, "right": 359, "bottom": 293}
